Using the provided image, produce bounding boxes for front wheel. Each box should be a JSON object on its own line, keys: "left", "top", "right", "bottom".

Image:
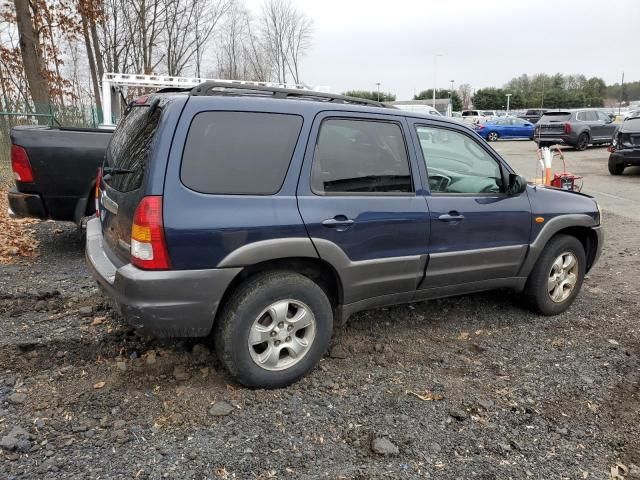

{"left": 215, "top": 271, "right": 333, "bottom": 388}
{"left": 575, "top": 133, "right": 589, "bottom": 151}
{"left": 487, "top": 131, "right": 499, "bottom": 142}
{"left": 608, "top": 157, "right": 625, "bottom": 175}
{"left": 524, "top": 234, "right": 586, "bottom": 315}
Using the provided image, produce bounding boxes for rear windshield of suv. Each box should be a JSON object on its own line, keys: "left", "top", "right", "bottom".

{"left": 539, "top": 112, "right": 571, "bottom": 122}
{"left": 181, "top": 112, "right": 303, "bottom": 195}
{"left": 105, "top": 99, "right": 163, "bottom": 192}
{"left": 621, "top": 118, "right": 640, "bottom": 131}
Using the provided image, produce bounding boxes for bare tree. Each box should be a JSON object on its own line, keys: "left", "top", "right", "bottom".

{"left": 163, "top": 0, "right": 231, "bottom": 77}
{"left": 261, "top": 0, "right": 312, "bottom": 84}
{"left": 12, "top": 0, "right": 51, "bottom": 116}
{"left": 458, "top": 83, "right": 472, "bottom": 109}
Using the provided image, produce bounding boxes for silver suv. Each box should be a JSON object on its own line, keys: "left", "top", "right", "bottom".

{"left": 534, "top": 109, "right": 617, "bottom": 151}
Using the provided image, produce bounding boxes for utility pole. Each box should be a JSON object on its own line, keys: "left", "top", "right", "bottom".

{"left": 540, "top": 79, "right": 545, "bottom": 108}
{"left": 433, "top": 53, "right": 443, "bottom": 108}
{"left": 376, "top": 82, "right": 380, "bottom": 102}
{"left": 505, "top": 93, "right": 512, "bottom": 116}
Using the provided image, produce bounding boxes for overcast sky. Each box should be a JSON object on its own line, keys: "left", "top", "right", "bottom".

{"left": 247, "top": 0, "right": 639, "bottom": 100}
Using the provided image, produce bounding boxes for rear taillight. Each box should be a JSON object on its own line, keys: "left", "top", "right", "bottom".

{"left": 95, "top": 168, "right": 102, "bottom": 216}
{"left": 131, "top": 196, "right": 170, "bottom": 270}
{"left": 11, "top": 145, "right": 34, "bottom": 182}
{"left": 563, "top": 123, "right": 572, "bottom": 134}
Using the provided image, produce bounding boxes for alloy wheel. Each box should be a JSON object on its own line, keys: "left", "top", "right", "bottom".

{"left": 547, "top": 252, "right": 579, "bottom": 303}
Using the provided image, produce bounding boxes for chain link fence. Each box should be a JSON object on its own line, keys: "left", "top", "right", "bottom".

{"left": 0, "top": 103, "right": 103, "bottom": 187}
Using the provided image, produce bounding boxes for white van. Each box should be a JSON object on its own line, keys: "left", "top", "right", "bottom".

{"left": 393, "top": 104, "right": 442, "bottom": 116}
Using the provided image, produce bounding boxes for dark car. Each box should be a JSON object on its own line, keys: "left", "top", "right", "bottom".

{"left": 474, "top": 117, "right": 535, "bottom": 141}
{"left": 608, "top": 115, "right": 640, "bottom": 175}
{"left": 534, "top": 109, "right": 618, "bottom": 151}
{"left": 86, "top": 83, "right": 604, "bottom": 388}
{"left": 8, "top": 126, "right": 112, "bottom": 223}
{"left": 518, "top": 109, "right": 547, "bottom": 124}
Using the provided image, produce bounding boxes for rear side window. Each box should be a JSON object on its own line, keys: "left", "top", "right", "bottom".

{"left": 181, "top": 112, "right": 302, "bottom": 195}
{"left": 311, "top": 119, "right": 412, "bottom": 195}
{"left": 105, "top": 102, "right": 162, "bottom": 192}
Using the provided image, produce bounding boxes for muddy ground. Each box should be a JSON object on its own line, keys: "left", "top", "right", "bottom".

{"left": 0, "top": 212, "right": 639, "bottom": 479}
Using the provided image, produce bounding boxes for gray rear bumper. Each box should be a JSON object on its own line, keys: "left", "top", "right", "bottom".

{"left": 85, "top": 217, "right": 241, "bottom": 337}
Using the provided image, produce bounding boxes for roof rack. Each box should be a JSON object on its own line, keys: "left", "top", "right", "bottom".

{"left": 189, "top": 81, "right": 390, "bottom": 108}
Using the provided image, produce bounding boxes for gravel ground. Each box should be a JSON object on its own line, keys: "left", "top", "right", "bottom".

{"left": 1, "top": 213, "right": 639, "bottom": 479}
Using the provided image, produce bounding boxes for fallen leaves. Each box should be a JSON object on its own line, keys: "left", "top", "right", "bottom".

{"left": 0, "top": 188, "right": 39, "bottom": 263}
{"left": 90, "top": 316, "right": 106, "bottom": 326}
{"left": 407, "top": 390, "right": 444, "bottom": 401}
{"left": 93, "top": 381, "right": 106, "bottom": 389}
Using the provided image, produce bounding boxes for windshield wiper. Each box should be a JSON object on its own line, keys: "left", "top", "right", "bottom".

{"left": 103, "top": 166, "right": 135, "bottom": 175}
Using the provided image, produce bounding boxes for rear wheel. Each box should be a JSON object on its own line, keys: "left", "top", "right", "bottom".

{"left": 608, "top": 157, "right": 625, "bottom": 175}
{"left": 215, "top": 271, "right": 333, "bottom": 388}
{"left": 575, "top": 133, "right": 589, "bottom": 151}
{"left": 487, "top": 131, "right": 499, "bottom": 142}
{"left": 524, "top": 234, "right": 586, "bottom": 316}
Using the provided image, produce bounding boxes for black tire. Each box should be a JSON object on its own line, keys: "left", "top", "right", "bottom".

{"left": 575, "top": 133, "right": 589, "bottom": 151}
{"left": 536, "top": 141, "right": 552, "bottom": 148}
{"left": 487, "top": 131, "right": 499, "bottom": 142}
{"left": 214, "top": 271, "right": 333, "bottom": 388}
{"left": 608, "top": 157, "right": 624, "bottom": 175}
{"left": 524, "top": 234, "right": 586, "bottom": 316}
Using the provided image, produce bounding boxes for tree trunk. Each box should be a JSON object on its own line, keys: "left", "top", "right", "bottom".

{"left": 90, "top": 19, "right": 105, "bottom": 80}
{"left": 13, "top": 0, "right": 51, "bottom": 123}
{"left": 80, "top": 10, "right": 103, "bottom": 112}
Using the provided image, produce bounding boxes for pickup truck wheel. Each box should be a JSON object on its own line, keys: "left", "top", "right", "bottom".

{"left": 608, "top": 158, "right": 625, "bottom": 175}
{"left": 575, "top": 133, "right": 589, "bottom": 151}
{"left": 214, "top": 271, "right": 333, "bottom": 388}
{"left": 524, "top": 234, "right": 586, "bottom": 316}
{"left": 487, "top": 131, "right": 499, "bottom": 142}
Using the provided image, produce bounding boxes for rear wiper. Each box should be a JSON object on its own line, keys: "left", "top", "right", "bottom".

{"left": 103, "top": 166, "right": 135, "bottom": 175}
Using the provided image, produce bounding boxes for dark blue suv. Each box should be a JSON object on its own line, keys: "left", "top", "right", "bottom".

{"left": 87, "top": 83, "right": 604, "bottom": 388}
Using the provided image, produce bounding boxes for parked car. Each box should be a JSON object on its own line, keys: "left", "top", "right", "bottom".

{"left": 534, "top": 109, "right": 617, "bottom": 151}
{"left": 474, "top": 117, "right": 535, "bottom": 141}
{"left": 8, "top": 126, "right": 112, "bottom": 223}
{"left": 518, "top": 109, "right": 548, "bottom": 124}
{"left": 461, "top": 110, "right": 496, "bottom": 124}
{"left": 87, "top": 84, "right": 603, "bottom": 388}
{"left": 608, "top": 114, "right": 640, "bottom": 175}
{"left": 392, "top": 103, "right": 442, "bottom": 116}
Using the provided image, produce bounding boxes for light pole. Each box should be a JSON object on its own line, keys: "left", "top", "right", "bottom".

{"left": 432, "top": 53, "right": 443, "bottom": 108}
{"left": 375, "top": 82, "right": 381, "bottom": 102}
{"left": 505, "top": 93, "right": 512, "bottom": 116}
{"left": 449, "top": 80, "right": 455, "bottom": 117}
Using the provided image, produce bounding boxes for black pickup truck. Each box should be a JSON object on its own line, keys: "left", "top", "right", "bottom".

{"left": 518, "top": 109, "right": 548, "bottom": 124}
{"left": 8, "top": 126, "right": 112, "bottom": 223}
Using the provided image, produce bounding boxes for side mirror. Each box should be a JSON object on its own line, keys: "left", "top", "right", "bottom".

{"left": 507, "top": 174, "right": 527, "bottom": 196}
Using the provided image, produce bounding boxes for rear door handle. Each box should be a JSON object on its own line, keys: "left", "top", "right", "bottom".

{"left": 438, "top": 212, "right": 465, "bottom": 222}
{"left": 322, "top": 216, "right": 354, "bottom": 228}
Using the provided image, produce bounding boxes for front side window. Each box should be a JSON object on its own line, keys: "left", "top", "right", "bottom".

{"left": 311, "top": 119, "right": 412, "bottom": 195}
{"left": 181, "top": 112, "right": 303, "bottom": 195}
{"left": 416, "top": 126, "right": 503, "bottom": 194}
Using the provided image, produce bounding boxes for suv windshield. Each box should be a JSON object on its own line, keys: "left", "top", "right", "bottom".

{"left": 540, "top": 112, "right": 571, "bottom": 122}
{"left": 622, "top": 118, "right": 640, "bottom": 131}
{"left": 104, "top": 100, "right": 163, "bottom": 192}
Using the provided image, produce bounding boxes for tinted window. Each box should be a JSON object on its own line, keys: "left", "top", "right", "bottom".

{"left": 540, "top": 112, "right": 571, "bottom": 122}
{"left": 311, "top": 119, "right": 412, "bottom": 195}
{"left": 462, "top": 111, "right": 478, "bottom": 117}
{"left": 105, "top": 101, "right": 163, "bottom": 192}
{"left": 585, "top": 111, "right": 598, "bottom": 121}
{"left": 181, "top": 112, "right": 302, "bottom": 195}
{"left": 416, "top": 126, "right": 503, "bottom": 194}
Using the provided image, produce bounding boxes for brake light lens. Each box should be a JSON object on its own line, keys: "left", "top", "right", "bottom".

{"left": 563, "top": 123, "right": 572, "bottom": 134}
{"left": 130, "top": 196, "right": 170, "bottom": 270}
{"left": 11, "top": 145, "right": 34, "bottom": 182}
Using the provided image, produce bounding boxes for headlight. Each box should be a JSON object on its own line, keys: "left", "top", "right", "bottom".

{"left": 596, "top": 201, "right": 603, "bottom": 224}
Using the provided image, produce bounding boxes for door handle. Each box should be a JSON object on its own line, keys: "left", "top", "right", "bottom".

{"left": 438, "top": 211, "right": 465, "bottom": 222}
{"left": 322, "top": 216, "right": 354, "bottom": 228}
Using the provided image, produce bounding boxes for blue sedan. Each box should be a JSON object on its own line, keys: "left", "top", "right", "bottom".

{"left": 474, "top": 117, "right": 535, "bottom": 142}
